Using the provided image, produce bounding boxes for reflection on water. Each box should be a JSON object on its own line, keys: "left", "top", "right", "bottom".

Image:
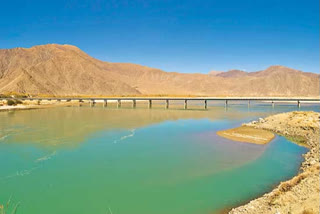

{"left": 0, "top": 104, "right": 316, "bottom": 214}
{"left": 2, "top": 103, "right": 317, "bottom": 147}
{"left": 0, "top": 106, "right": 265, "bottom": 147}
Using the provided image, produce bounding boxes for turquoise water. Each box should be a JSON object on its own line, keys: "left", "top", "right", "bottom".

{"left": 0, "top": 104, "right": 316, "bottom": 214}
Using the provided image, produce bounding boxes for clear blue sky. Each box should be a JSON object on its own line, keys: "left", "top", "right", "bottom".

{"left": 1, "top": 0, "right": 319, "bottom": 73}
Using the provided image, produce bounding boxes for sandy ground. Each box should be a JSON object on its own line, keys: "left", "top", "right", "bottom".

{"left": 0, "top": 105, "right": 36, "bottom": 111}
{"left": 228, "top": 111, "right": 320, "bottom": 214}
{"left": 0, "top": 104, "right": 46, "bottom": 111}
{"left": 217, "top": 126, "right": 275, "bottom": 144}
{"left": 0, "top": 100, "right": 78, "bottom": 111}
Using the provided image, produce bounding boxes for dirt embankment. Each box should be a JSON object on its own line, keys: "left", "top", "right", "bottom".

{"left": 229, "top": 111, "right": 320, "bottom": 214}
{"left": 0, "top": 100, "right": 77, "bottom": 112}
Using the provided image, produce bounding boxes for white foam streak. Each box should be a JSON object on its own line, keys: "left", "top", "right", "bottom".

{"left": 113, "top": 129, "right": 135, "bottom": 144}
{"left": 0, "top": 134, "right": 9, "bottom": 141}
{"left": 0, "top": 151, "right": 57, "bottom": 181}
{"left": 35, "top": 151, "right": 57, "bottom": 163}
{"left": 1, "top": 166, "right": 40, "bottom": 180}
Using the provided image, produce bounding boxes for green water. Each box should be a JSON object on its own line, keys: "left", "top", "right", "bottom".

{"left": 0, "top": 104, "right": 315, "bottom": 214}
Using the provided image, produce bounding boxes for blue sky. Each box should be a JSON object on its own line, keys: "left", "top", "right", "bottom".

{"left": 1, "top": 0, "right": 319, "bottom": 73}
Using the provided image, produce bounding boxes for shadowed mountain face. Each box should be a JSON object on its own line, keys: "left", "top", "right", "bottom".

{"left": 216, "top": 70, "right": 247, "bottom": 78}
{"left": 0, "top": 44, "right": 319, "bottom": 97}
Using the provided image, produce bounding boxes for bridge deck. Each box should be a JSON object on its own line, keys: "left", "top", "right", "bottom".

{"left": 1, "top": 97, "right": 319, "bottom": 101}
{"left": 1, "top": 97, "right": 319, "bottom": 109}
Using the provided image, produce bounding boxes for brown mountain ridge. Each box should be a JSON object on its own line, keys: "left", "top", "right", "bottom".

{"left": 0, "top": 44, "right": 319, "bottom": 97}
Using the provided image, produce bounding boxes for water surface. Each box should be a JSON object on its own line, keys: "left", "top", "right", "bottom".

{"left": 0, "top": 104, "right": 316, "bottom": 214}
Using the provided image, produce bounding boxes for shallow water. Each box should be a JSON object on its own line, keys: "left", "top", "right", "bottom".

{"left": 0, "top": 104, "right": 317, "bottom": 214}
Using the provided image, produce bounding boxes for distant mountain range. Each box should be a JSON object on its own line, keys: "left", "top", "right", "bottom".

{"left": 0, "top": 44, "right": 319, "bottom": 97}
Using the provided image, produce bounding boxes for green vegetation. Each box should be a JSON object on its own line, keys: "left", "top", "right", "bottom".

{"left": 6, "top": 99, "right": 23, "bottom": 106}
{"left": 0, "top": 196, "right": 20, "bottom": 214}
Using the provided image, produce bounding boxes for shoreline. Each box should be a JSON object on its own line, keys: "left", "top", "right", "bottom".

{"left": 0, "top": 105, "right": 43, "bottom": 112}
{"left": 228, "top": 111, "right": 320, "bottom": 214}
{"left": 0, "top": 101, "right": 77, "bottom": 112}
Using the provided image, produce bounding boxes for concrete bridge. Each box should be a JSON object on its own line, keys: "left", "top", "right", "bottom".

{"left": 1, "top": 97, "right": 319, "bottom": 109}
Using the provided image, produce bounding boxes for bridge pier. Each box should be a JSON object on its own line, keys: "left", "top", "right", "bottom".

{"left": 90, "top": 99, "right": 95, "bottom": 107}
{"left": 204, "top": 100, "right": 207, "bottom": 109}
{"left": 272, "top": 101, "right": 275, "bottom": 108}
{"left": 248, "top": 100, "right": 250, "bottom": 107}
{"left": 148, "top": 100, "right": 152, "bottom": 108}
{"left": 225, "top": 100, "right": 228, "bottom": 108}
{"left": 78, "top": 99, "right": 83, "bottom": 107}
{"left": 298, "top": 100, "right": 301, "bottom": 108}
{"left": 133, "top": 99, "right": 136, "bottom": 108}
{"left": 103, "top": 100, "right": 108, "bottom": 108}
{"left": 165, "top": 99, "right": 169, "bottom": 109}
{"left": 184, "top": 100, "right": 188, "bottom": 109}
{"left": 117, "top": 99, "right": 121, "bottom": 108}
{"left": 132, "top": 100, "right": 136, "bottom": 108}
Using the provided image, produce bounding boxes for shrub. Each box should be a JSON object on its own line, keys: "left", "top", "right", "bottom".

{"left": 6, "top": 99, "right": 16, "bottom": 106}
{"left": 15, "top": 99, "right": 23, "bottom": 104}
{"left": 6, "top": 99, "right": 23, "bottom": 106}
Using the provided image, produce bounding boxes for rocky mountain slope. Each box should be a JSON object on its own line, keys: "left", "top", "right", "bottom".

{"left": 0, "top": 44, "right": 318, "bottom": 97}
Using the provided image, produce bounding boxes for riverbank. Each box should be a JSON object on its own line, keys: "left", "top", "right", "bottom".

{"left": 229, "top": 111, "right": 320, "bottom": 214}
{"left": 0, "top": 104, "right": 46, "bottom": 111}
{"left": 0, "top": 100, "right": 76, "bottom": 112}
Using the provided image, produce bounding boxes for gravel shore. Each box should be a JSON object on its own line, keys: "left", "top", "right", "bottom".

{"left": 230, "top": 111, "right": 320, "bottom": 214}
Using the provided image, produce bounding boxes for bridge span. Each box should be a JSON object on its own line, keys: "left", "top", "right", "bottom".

{"left": 1, "top": 97, "right": 319, "bottom": 109}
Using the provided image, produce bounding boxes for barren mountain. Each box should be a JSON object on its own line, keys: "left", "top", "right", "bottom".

{"left": 216, "top": 69, "right": 247, "bottom": 78}
{"left": 0, "top": 44, "right": 319, "bottom": 97}
{"left": 208, "top": 70, "right": 223, "bottom": 76}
